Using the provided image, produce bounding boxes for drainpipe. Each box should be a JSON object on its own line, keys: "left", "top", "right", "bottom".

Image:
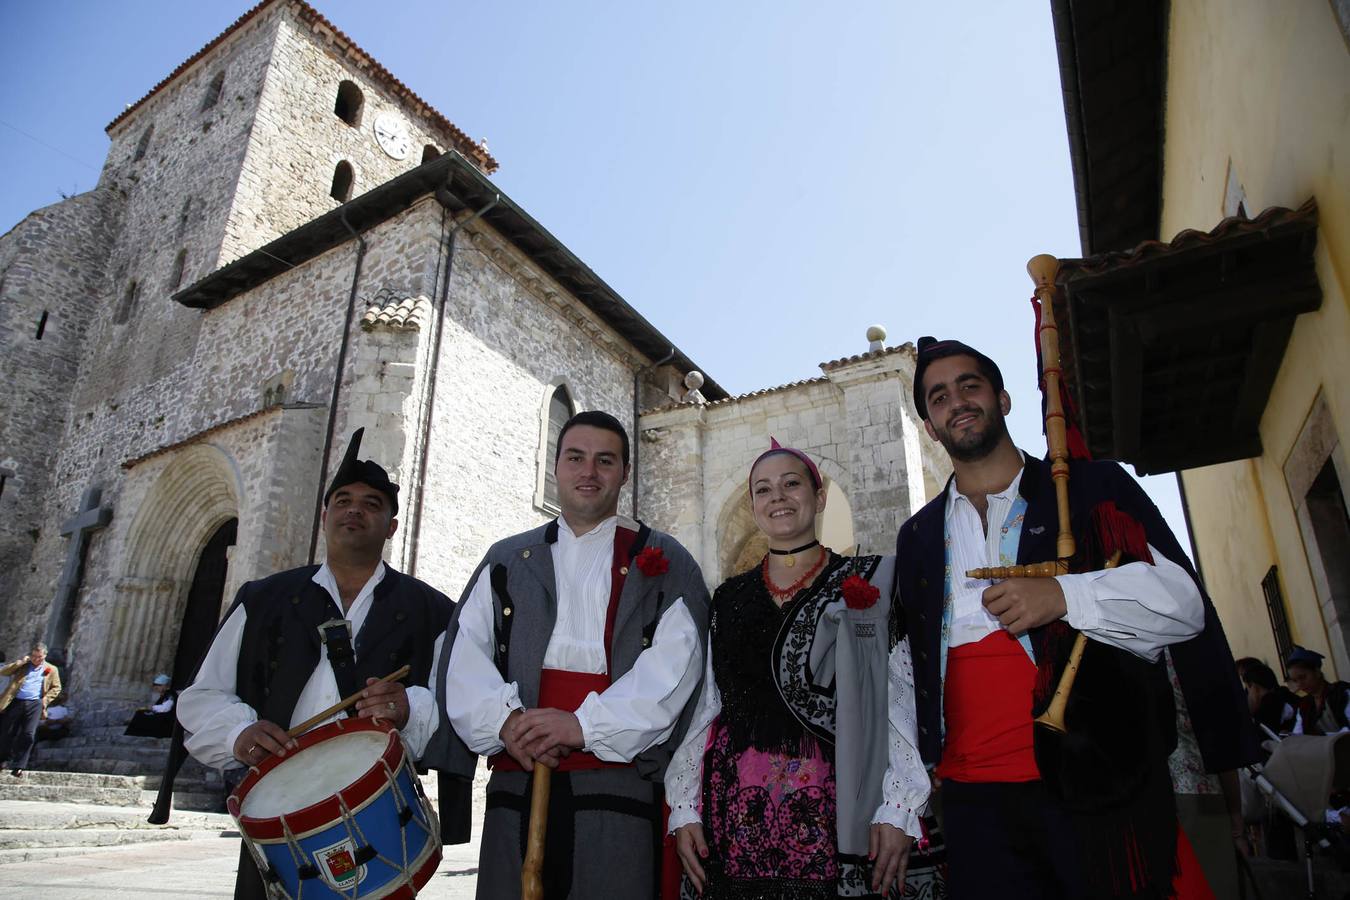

{"left": 406, "top": 192, "right": 499, "bottom": 576}
{"left": 631, "top": 346, "right": 675, "bottom": 520}
{"left": 308, "top": 207, "right": 367, "bottom": 564}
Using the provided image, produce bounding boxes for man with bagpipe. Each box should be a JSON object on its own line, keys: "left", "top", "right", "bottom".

{"left": 892, "top": 259, "right": 1255, "bottom": 898}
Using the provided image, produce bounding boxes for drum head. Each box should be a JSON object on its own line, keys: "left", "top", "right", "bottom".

{"left": 240, "top": 727, "right": 388, "bottom": 819}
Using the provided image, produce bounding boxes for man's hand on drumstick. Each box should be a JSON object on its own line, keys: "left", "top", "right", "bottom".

{"left": 516, "top": 708, "right": 584, "bottom": 768}
{"left": 354, "top": 677, "right": 409, "bottom": 729}
{"left": 233, "top": 720, "right": 298, "bottom": 766}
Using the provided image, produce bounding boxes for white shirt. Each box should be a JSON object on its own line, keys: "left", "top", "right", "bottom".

{"left": 944, "top": 463, "right": 1206, "bottom": 661}
{"left": 443, "top": 515, "right": 704, "bottom": 761}
{"left": 178, "top": 562, "right": 444, "bottom": 770}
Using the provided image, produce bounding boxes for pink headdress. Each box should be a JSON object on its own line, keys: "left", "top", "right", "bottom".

{"left": 749, "top": 438, "right": 822, "bottom": 490}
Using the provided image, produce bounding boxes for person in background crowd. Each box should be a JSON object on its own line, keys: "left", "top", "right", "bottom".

{"left": 126, "top": 673, "right": 177, "bottom": 738}
{"left": 36, "top": 691, "right": 73, "bottom": 742}
{"left": 1288, "top": 645, "right": 1350, "bottom": 735}
{"left": 0, "top": 642, "right": 62, "bottom": 777}
{"left": 1239, "top": 659, "right": 1298, "bottom": 737}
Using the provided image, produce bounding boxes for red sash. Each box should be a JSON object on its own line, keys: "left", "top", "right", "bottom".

{"left": 489, "top": 670, "right": 629, "bottom": 772}
{"left": 937, "top": 630, "right": 1041, "bottom": 783}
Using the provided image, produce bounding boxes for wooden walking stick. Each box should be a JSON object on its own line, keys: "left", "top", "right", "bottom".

{"left": 521, "top": 761, "right": 551, "bottom": 900}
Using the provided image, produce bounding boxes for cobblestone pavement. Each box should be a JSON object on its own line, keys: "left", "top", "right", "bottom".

{"left": 0, "top": 835, "right": 481, "bottom": 897}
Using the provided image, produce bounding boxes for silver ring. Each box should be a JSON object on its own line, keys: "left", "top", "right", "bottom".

{"left": 387, "top": 701, "right": 395, "bottom": 711}
{"left": 247, "top": 744, "right": 257, "bottom": 755}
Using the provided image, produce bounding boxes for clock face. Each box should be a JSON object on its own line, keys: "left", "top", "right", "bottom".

{"left": 373, "top": 112, "right": 410, "bottom": 160}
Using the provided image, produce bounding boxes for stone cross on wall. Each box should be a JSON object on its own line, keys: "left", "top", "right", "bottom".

{"left": 45, "top": 485, "right": 113, "bottom": 664}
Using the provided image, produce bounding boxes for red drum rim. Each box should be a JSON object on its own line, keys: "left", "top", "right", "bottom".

{"left": 227, "top": 717, "right": 404, "bottom": 842}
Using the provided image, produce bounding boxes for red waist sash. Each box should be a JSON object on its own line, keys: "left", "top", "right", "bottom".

{"left": 489, "top": 669, "right": 629, "bottom": 773}
{"left": 936, "top": 630, "right": 1041, "bottom": 783}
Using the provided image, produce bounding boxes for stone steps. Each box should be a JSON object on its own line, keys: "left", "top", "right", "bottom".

{"left": 0, "top": 769, "right": 224, "bottom": 812}
{"left": 0, "top": 799, "right": 237, "bottom": 866}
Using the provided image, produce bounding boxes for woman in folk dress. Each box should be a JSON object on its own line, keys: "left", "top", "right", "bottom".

{"left": 666, "top": 441, "right": 930, "bottom": 899}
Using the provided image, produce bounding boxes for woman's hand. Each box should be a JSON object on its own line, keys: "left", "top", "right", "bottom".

{"left": 870, "top": 822, "right": 913, "bottom": 895}
{"left": 674, "top": 823, "right": 709, "bottom": 895}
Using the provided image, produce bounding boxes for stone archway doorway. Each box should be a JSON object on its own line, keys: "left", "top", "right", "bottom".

{"left": 171, "top": 518, "right": 237, "bottom": 688}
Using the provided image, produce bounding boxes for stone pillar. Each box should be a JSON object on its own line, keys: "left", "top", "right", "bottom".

{"left": 637, "top": 402, "right": 708, "bottom": 574}
{"left": 823, "top": 350, "right": 929, "bottom": 555}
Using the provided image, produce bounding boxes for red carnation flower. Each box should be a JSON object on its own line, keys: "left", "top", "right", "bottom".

{"left": 635, "top": 546, "right": 670, "bottom": 577}
{"left": 841, "top": 575, "right": 880, "bottom": 610}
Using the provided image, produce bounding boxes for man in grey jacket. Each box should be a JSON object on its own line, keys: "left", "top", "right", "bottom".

{"left": 436, "top": 411, "right": 710, "bottom": 899}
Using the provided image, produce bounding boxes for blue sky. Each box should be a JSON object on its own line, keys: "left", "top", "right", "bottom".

{"left": 0, "top": 0, "right": 1195, "bottom": 551}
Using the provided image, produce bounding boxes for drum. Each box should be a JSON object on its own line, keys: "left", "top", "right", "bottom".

{"left": 228, "top": 717, "right": 441, "bottom": 899}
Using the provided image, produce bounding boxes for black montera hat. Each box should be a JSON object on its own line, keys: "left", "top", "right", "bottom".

{"left": 323, "top": 428, "right": 399, "bottom": 515}
{"left": 911, "top": 336, "right": 1005, "bottom": 421}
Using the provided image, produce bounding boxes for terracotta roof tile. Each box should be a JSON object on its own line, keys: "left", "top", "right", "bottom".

{"left": 360, "top": 294, "right": 429, "bottom": 331}
{"left": 818, "top": 343, "right": 915, "bottom": 371}
{"left": 1061, "top": 199, "right": 1318, "bottom": 278}
{"left": 105, "top": 0, "right": 497, "bottom": 173}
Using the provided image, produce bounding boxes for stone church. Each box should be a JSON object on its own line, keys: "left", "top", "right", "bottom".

{"left": 0, "top": 0, "right": 948, "bottom": 728}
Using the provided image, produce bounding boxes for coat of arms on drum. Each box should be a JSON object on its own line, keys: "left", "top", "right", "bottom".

{"left": 317, "top": 837, "right": 367, "bottom": 890}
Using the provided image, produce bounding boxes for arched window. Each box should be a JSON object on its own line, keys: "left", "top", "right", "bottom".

{"left": 201, "top": 71, "right": 225, "bottom": 111}
{"left": 330, "top": 161, "right": 354, "bottom": 202}
{"left": 114, "top": 280, "right": 139, "bottom": 325}
{"left": 168, "top": 249, "right": 187, "bottom": 290}
{"left": 421, "top": 144, "right": 441, "bottom": 164}
{"left": 537, "top": 382, "right": 576, "bottom": 512}
{"left": 334, "top": 80, "right": 363, "bottom": 126}
{"left": 133, "top": 125, "right": 153, "bottom": 162}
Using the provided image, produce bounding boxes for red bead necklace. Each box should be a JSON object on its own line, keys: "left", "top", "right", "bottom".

{"left": 761, "top": 547, "right": 829, "bottom": 602}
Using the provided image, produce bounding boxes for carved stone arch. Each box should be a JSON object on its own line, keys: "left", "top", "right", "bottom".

{"left": 97, "top": 444, "right": 242, "bottom": 690}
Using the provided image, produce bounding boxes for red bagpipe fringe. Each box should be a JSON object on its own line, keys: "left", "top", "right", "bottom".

{"left": 1030, "top": 294, "right": 1091, "bottom": 461}
{"left": 1171, "top": 826, "right": 1216, "bottom": 900}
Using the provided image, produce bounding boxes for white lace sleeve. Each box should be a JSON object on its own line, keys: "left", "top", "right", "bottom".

{"left": 872, "top": 635, "right": 927, "bottom": 837}
{"left": 665, "top": 634, "right": 720, "bottom": 833}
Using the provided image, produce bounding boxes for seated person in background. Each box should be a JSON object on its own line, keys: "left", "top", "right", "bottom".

{"left": 1241, "top": 660, "right": 1298, "bottom": 737}
{"left": 125, "top": 673, "right": 176, "bottom": 738}
{"left": 36, "top": 692, "right": 73, "bottom": 741}
{"left": 1288, "top": 645, "right": 1350, "bottom": 736}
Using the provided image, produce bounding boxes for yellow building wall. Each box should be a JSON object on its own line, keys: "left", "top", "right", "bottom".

{"left": 1164, "top": 0, "right": 1350, "bottom": 675}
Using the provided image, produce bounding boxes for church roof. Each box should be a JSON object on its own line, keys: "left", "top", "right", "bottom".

{"left": 174, "top": 150, "right": 727, "bottom": 400}
{"left": 105, "top": 0, "right": 496, "bottom": 173}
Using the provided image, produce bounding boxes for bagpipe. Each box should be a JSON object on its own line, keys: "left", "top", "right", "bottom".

{"left": 967, "top": 256, "right": 1180, "bottom": 895}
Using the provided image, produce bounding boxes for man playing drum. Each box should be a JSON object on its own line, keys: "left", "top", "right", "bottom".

{"left": 179, "top": 429, "right": 460, "bottom": 900}
{"left": 436, "top": 410, "right": 711, "bottom": 898}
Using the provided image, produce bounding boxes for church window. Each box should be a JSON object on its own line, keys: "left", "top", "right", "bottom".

{"left": 114, "top": 281, "right": 139, "bottom": 325}
{"left": 35, "top": 311, "right": 48, "bottom": 340}
{"left": 537, "top": 382, "right": 576, "bottom": 512}
{"left": 168, "top": 249, "right": 187, "bottom": 290}
{"left": 133, "top": 125, "right": 153, "bottom": 162}
{"left": 421, "top": 144, "right": 441, "bottom": 164}
{"left": 330, "top": 161, "right": 354, "bottom": 202}
{"left": 201, "top": 71, "right": 226, "bottom": 111}
{"left": 334, "top": 80, "right": 364, "bottom": 126}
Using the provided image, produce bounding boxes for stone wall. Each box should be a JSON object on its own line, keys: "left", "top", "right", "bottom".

{"left": 0, "top": 187, "right": 121, "bottom": 635}
{"left": 639, "top": 346, "right": 950, "bottom": 585}
{"left": 406, "top": 216, "right": 654, "bottom": 600}
{"left": 224, "top": 4, "right": 487, "bottom": 264}
{"left": 4, "top": 201, "right": 440, "bottom": 693}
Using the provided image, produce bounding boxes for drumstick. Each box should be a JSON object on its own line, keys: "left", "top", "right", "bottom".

{"left": 286, "top": 664, "right": 411, "bottom": 738}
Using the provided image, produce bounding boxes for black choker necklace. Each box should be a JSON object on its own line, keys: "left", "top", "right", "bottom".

{"left": 769, "top": 540, "right": 819, "bottom": 568}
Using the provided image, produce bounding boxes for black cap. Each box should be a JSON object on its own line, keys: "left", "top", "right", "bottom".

{"left": 324, "top": 428, "right": 399, "bottom": 516}
{"left": 912, "top": 336, "right": 1005, "bottom": 420}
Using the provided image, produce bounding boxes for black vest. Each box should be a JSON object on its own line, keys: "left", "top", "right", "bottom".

{"left": 234, "top": 565, "right": 452, "bottom": 728}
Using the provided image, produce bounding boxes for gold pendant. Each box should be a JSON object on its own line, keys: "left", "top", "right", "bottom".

{"left": 784, "top": 554, "right": 796, "bottom": 567}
